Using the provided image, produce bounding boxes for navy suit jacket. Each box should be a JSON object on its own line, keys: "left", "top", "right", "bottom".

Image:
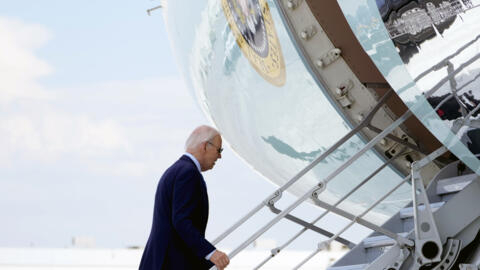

{"left": 139, "top": 155, "right": 215, "bottom": 270}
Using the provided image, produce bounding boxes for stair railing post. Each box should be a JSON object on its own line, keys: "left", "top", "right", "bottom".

{"left": 254, "top": 151, "right": 405, "bottom": 269}
{"left": 210, "top": 108, "right": 413, "bottom": 270}
{"left": 293, "top": 176, "right": 411, "bottom": 269}
{"left": 211, "top": 90, "right": 395, "bottom": 246}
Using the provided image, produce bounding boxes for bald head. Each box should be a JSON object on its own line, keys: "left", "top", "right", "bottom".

{"left": 185, "top": 125, "right": 220, "bottom": 152}
{"left": 185, "top": 125, "right": 222, "bottom": 171}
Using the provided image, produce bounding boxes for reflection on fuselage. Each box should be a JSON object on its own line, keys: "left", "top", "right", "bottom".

{"left": 373, "top": 0, "right": 480, "bottom": 157}
{"left": 427, "top": 91, "right": 480, "bottom": 154}
{"left": 375, "top": 0, "right": 462, "bottom": 63}
{"left": 427, "top": 92, "right": 480, "bottom": 121}
{"left": 262, "top": 135, "right": 355, "bottom": 163}
{"left": 166, "top": 0, "right": 413, "bottom": 224}
{"left": 338, "top": 0, "right": 480, "bottom": 172}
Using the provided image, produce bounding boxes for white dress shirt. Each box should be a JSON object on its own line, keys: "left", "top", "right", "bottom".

{"left": 183, "top": 153, "right": 216, "bottom": 261}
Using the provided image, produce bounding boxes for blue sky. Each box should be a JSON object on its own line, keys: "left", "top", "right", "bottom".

{"left": 0, "top": 0, "right": 369, "bottom": 251}
{"left": 1, "top": 1, "right": 177, "bottom": 84}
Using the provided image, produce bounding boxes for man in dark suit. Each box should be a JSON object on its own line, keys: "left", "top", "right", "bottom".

{"left": 139, "top": 125, "right": 230, "bottom": 270}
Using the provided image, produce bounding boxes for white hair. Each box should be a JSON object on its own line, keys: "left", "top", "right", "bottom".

{"left": 185, "top": 125, "right": 220, "bottom": 151}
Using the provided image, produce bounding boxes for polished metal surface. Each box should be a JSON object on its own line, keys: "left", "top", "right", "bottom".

{"left": 337, "top": 0, "right": 480, "bottom": 173}
{"left": 304, "top": 0, "right": 443, "bottom": 155}
{"left": 164, "top": 0, "right": 480, "bottom": 268}
{"left": 164, "top": 0, "right": 411, "bottom": 225}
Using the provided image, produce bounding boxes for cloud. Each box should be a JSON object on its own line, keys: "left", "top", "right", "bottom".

{"left": 0, "top": 76, "right": 200, "bottom": 176}
{"left": 0, "top": 17, "right": 53, "bottom": 104}
{"left": 0, "top": 112, "right": 129, "bottom": 163}
{"left": 59, "top": 77, "right": 207, "bottom": 178}
{"left": 0, "top": 17, "right": 133, "bottom": 166}
{"left": 0, "top": 16, "right": 209, "bottom": 179}
{"left": 0, "top": 17, "right": 190, "bottom": 174}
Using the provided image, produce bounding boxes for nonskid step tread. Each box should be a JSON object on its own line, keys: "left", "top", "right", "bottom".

{"left": 327, "top": 264, "right": 368, "bottom": 270}
{"left": 362, "top": 233, "right": 408, "bottom": 249}
{"left": 400, "top": 202, "right": 444, "bottom": 219}
{"left": 436, "top": 173, "right": 477, "bottom": 195}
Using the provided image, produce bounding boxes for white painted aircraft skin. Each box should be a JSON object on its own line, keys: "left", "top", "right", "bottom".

{"left": 163, "top": 0, "right": 412, "bottom": 227}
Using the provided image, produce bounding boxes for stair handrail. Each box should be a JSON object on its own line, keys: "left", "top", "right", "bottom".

{"left": 253, "top": 149, "right": 407, "bottom": 269}
{"left": 211, "top": 90, "right": 395, "bottom": 245}
{"left": 211, "top": 12, "right": 480, "bottom": 270}
{"left": 292, "top": 90, "right": 480, "bottom": 270}
{"left": 212, "top": 81, "right": 463, "bottom": 268}
{"left": 414, "top": 33, "right": 480, "bottom": 82}
{"left": 209, "top": 107, "right": 416, "bottom": 270}
{"left": 293, "top": 175, "right": 410, "bottom": 269}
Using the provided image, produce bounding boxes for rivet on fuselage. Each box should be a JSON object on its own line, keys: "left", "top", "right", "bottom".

{"left": 286, "top": 0, "right": 303, "bottom": 10}
{"left": 287, "top": 0, "right": 296, "bottom": 9}
{"left": 316, "top": 48, "right": 342, "bottom": 68}
{"left": 300, "top": 25, "right": 316, "bottom": 40}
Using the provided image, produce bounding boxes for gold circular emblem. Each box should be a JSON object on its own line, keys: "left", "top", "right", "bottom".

{"left": 222, "top": 0, "right": 286, "bottom": 86}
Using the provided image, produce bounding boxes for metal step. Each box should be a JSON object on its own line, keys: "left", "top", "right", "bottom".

{"left": 328, "top": 264, "right": 367, "bottom": 270}
{"left": 362, "top": 233, "right": 408, "bottom": 249}
{"left": 328, "top": 168, "right": 477, "bottom": 270}
{"left": 399, "top": 202, "right": 444, "bottom": 219}
{"left": 436, "top": 174, "right": 477, "bottom": 195}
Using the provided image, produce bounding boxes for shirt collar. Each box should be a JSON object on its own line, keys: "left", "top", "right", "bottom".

{"left": 184, "top": 152, "right": 201, "bottom": 172}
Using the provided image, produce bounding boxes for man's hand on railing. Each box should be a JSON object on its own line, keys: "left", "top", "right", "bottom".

{"left": 210, "top": 250, "right": 230, "bottom": 269}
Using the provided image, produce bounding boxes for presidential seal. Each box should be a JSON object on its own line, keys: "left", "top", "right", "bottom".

{"left": 222, "top": 0, "right": 286, "bottom": 86}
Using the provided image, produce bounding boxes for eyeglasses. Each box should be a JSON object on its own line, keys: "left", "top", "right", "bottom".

{"left": 207, "top": 141, "right": 223, "bottom": 154}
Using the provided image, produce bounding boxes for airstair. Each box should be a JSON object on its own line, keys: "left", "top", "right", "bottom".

{"left": 208, "top": 2, "right": 480, "bottom": 268}
{"left": 328, "top": 160, "right": 480, "bottom": 270}
{"left": 209, "top": 84, "right": 480, "bottom": 269}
